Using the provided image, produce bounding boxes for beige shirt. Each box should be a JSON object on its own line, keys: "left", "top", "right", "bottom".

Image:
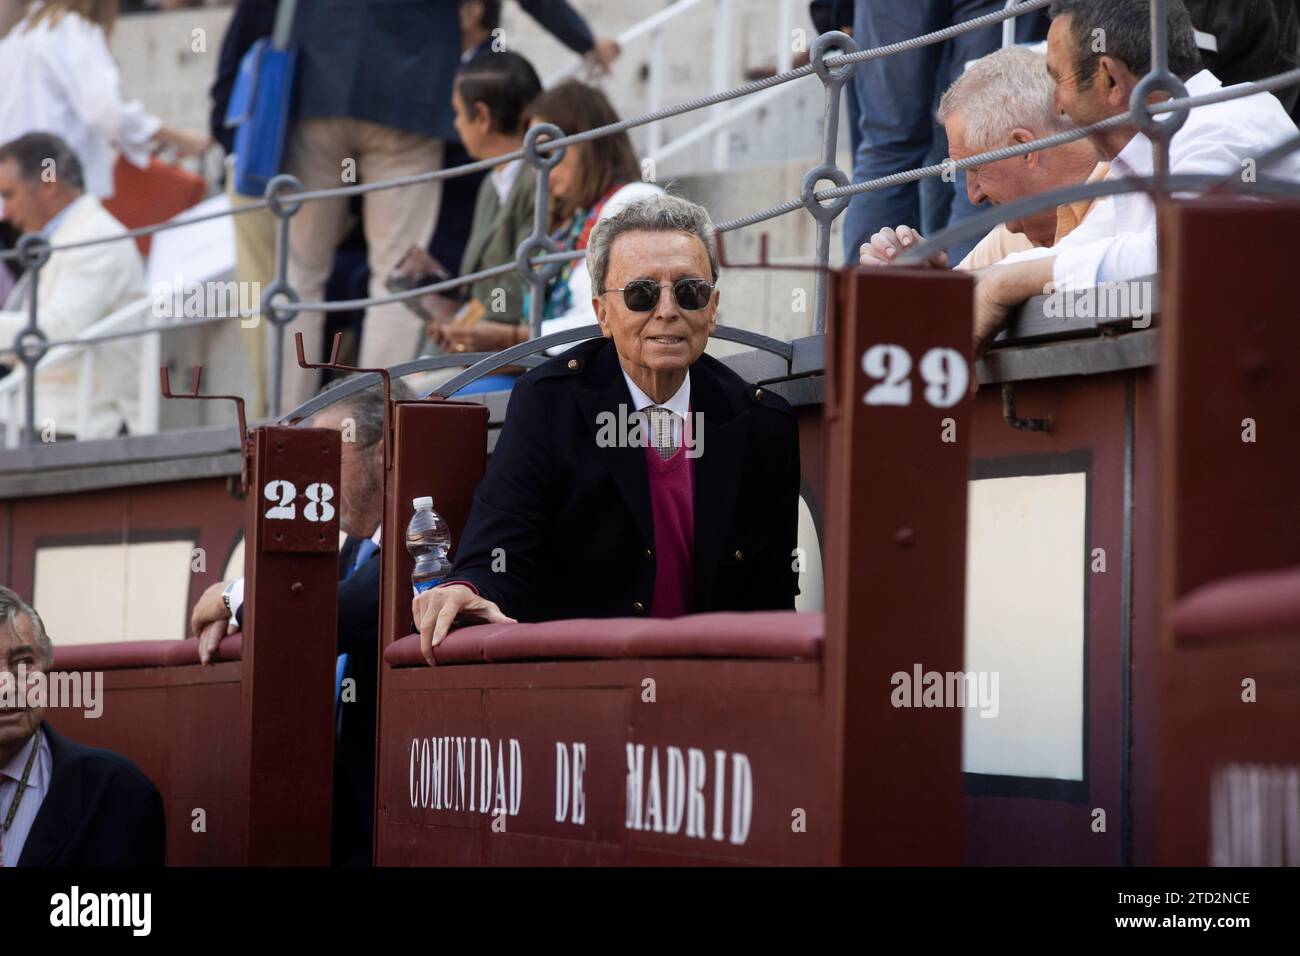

{"left": 956, "top": 162, "right": 1110, "bottom": 271}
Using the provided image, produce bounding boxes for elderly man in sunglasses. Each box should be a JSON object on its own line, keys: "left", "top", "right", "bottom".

{"left": 413, "top": 193, "right": 801, "bottom": 662}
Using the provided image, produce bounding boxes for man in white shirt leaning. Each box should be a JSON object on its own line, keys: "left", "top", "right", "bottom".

{"left": 0, "top": 132, "right": 147, "bottom": 439}
{"left": 971, "top": 0, "right": 1300, "bottom": 351}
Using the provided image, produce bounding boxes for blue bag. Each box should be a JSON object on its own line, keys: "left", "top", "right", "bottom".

{"left": 224, "top": 2, "right": 298, "bottom": 198}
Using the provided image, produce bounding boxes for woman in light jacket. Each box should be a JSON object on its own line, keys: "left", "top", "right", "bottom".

{"left": 523, "top": 80, "right": 663, "bottom": 345}
{"left": 0, "top": 0, "right": 208, "bottom": 200}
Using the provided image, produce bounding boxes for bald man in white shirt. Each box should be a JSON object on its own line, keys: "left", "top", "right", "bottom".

{"left": 971, "top": 0, "right": 1300, "bottom": 352}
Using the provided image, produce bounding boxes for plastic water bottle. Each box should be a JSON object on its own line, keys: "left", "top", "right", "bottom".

{"left": 407, "top": 496, "right": 451, "bottom": 596}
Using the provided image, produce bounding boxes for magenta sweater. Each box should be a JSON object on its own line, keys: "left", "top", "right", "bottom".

{"left": 644, "top": 441, "right": 694, "bottom": 617}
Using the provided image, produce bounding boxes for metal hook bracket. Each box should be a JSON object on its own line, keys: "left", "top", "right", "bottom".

{"left": 160, "top": 365, "right": 253, "bottom": 492}
{"left": 1001, "top": 382, "right": 1052, "bottom": 433}
{"left": 292, "top": 331, "right": 396, "bottom": 471}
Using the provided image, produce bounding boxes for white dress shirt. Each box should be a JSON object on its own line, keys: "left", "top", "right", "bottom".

{"left": 0, "top": 728, "right": 52, "bottom": 867}
{"left": 999, "top": 70, "right": 1300, "bottom": 287}
{"left": 0, "top": 193, "right": 148, "bottom": 438}
{"left": 621, "top": 366, "right": 691, "bottom": 420}
{"left": 0, "top": 10, "right": 163, "bottom": 200}
{"left": 490, "top": 158, "right": 523, "bottom": 204}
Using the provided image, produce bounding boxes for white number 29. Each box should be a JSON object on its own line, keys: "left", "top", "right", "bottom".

{"left": 862, "top": 344, "right": 968, "bottom": 409}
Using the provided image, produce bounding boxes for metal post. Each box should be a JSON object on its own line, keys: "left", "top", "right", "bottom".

{"left": 1127, "top": 0, "right": 1186, "bottom": 272}
{"left": 1149, "top": 0, "right": 1171, "bottom": 189}
{"left": 647, "top": 28, "right": 665, "bottom": 158}
{"left": 13, "top": 234, "right": 51, "bottom": 445}
{"left": 803, "top": 32, "right": 859, "bottom": 334}
{"left": 517, "top": 123, "right": 567, "bottom": 340}
{"left": 711, "top": 0, "right": 734, "bottom": 170}
{"left": 776, "top": 0, "right": 795, "bottom": 74}
{"left": 260, "top": 174, "right": 304, "bottom": 417}
{"left": 1002, "top": 0, "right": 1019, "bottom": 49}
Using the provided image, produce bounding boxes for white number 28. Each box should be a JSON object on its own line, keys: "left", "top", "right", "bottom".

{"left": 263, "top": 480, "right": 336, "bottom": 523}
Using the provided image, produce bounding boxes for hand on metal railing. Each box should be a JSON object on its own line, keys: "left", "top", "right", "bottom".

{"left": 859, "top": 226, "right": 948, "bottom": 270}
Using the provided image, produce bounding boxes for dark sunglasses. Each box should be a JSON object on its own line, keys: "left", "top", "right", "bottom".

{"left": 604, "top": 278, "right": 714, "bottom": 312}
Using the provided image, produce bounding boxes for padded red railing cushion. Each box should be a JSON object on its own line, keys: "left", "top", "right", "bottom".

{"left": 1173, "top": 566, "right": 1300, "bottom": 641}
{"left": 51, "top": 634, "right": 243, "bottom": 671}
{"left": 385, "top": 611, "right": 823, "bottom": 667}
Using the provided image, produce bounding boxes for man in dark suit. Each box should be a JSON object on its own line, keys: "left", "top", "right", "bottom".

{"left": 189, "top": 375, "right": 410, "bottom": 865}
{"left": 413, "top": 194, "right": 801, "bottom": 662}
{"left": 0, "top": 587, "right": 163, "bottom": 867}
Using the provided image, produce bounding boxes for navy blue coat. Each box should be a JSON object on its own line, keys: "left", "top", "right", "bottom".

{"left": 291, "top": 0, "right": 596, "bottom": 141}
{"left": 18, "top": 726, "right": 165, "bottom": 867}
{"left": 448, "top": 338, "right": 802, "bottom": 621}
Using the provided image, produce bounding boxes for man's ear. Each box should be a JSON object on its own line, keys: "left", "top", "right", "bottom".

{"left": 1096, "top": 56, "right": 1130, "bottom": 108}
{"left": 1009, "top": 129, "right": 1039, "bottom": 166}
{"left": 593, "top": 293, "right": 612, "bottom": 337}
{"left": 708, "top": 289, "right": 719, "bottom": 336}
{"left": 472, "top": 100, "right": 492, "bottom": 131}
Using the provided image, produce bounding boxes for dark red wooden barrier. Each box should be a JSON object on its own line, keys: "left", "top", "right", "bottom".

{"left": 1156, "top": 198, "right": 1300, "bottom": 865}
{"left": 46, "top": 424, "right": 341, "bottom": 865}
{"left": 370, "top": 269, "right": 974, "bottom": 865}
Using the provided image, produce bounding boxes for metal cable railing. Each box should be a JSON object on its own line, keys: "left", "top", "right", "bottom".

{"left": 2, "top": 0, "right": 1298, "bottom": 445}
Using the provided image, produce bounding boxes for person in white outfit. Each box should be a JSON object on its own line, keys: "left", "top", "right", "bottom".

{"left": 0, "top": 132, "right": 147, "bottom": 440}
{"left": 0, "top": 0, "right": 208, "bottom": 200}
{"left": 970, "top": 0, "right": 1300, "bottom": 351}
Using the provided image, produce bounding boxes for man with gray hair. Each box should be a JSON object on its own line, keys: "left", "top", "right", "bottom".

{"left": 968, "top": 0, "right": 1300, "bottom": 350}
{"left": 188, "top": 373, "right": 412, "bottom": 865}
{"left": 860, "top": 46, "right": 1101, "bottom": 271}
{"left": 0, "top": 132, "right": 147, "bottom": 439}
{"left": 0, "top": 586, "right": 164, "bottom": 865}
{"left": 413, "top": 193, "right": 801, "bottom": 662}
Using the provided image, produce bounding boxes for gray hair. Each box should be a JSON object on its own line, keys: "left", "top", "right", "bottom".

{"left": 0, "top": 131, "right": 86, "bottom": 192}
{"left": 586, "top": 193, "right": 720, "bottom": 296}
{"left": 937, "top": 46, "right": 1070, "bottom": 150}
{"left": 1050, "top": 0, "right": 1201, "bottom": 83}
{"left": 312, "top": 373, "right": 413, "bottom": 448}
{"left": 0, "top": 586, "right": 52, "bottom": 669}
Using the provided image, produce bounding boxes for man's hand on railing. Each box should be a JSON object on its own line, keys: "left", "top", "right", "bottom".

{"left": 191, "top": 579, "right": 235, "bottom": 664}
{"left": 413, "top": 584, "right": 516, "bottom": 665}
{"left": 859, "top": 225, "right": 948, "bottom": 269}
{"left": 971, "top": 257, "right": 1056, "bottom": 358}
{"left": 588, "top": 36, "right": 621, "bottom": 74}
{"left": 197, "top": 619, "right": 228, "bottom": 666}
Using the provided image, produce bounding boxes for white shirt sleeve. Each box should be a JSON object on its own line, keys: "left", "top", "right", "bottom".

{"left": 39, "top": 17, "right": 162, "bottom": 167}
{"left": 0, "top": 309, "right": 27, "bottom": 349}
{"left": 226, "top": 577, "right": 245, "bottom": 622}
{"left": 1052, "top": 232, "right": 1157, "bottom": 288}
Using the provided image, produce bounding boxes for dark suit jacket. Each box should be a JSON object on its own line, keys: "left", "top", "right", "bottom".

{"left": 449, "top": 338, "right": 801, "bottom": 620}
{"left": 209, "top": 0, "right": 280, "bottom": 154}
{"left": 1186, "top": 0, "right": 1300, "bottom": 115}
{"left": 292, "top": 0, "right": 595, "bottom": 141}
{"left": 18, "top": 725, "right": 164, "bottom": 866}
{"left": 333, "top": 535, "right": 381, "bottom": 865}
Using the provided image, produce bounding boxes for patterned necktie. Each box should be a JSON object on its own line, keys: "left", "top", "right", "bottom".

{"left": 645, "top": 406, "right": 679, "bottom": 460}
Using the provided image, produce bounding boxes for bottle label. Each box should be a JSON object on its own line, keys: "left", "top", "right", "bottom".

{"left": 413, "top": 577, "right": 444, "bottom": 597}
